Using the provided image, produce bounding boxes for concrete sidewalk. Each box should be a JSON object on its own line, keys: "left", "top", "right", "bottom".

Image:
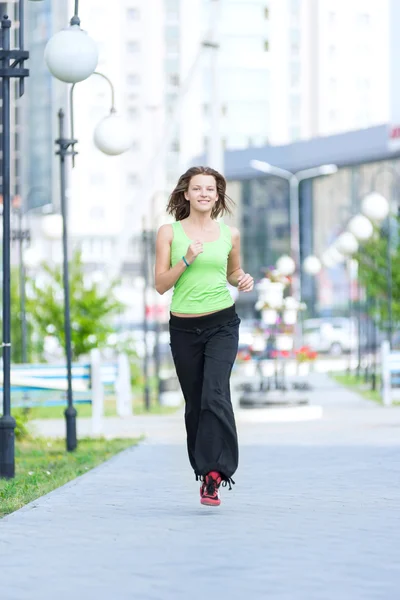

{"left": 1, "top": 374, "right": 400, "bottom": 599}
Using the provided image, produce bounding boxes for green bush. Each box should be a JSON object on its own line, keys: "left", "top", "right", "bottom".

{"left": 14, "top": 410, "right": 31, "bottom": 441}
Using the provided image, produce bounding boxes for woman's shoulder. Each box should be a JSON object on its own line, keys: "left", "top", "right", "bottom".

{"left": 157, "top": 223, "right": 175, "bottom": 242}
{"left": 222, "top": 223, "right": 240, "bottom": 242}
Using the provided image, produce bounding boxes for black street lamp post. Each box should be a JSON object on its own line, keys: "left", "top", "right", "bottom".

{"left": 55, "top": 108, "right": 78, "bottom": 452}
{"left": 12, "top": 205, "right": 31, "bottom": 364}
{"left": 142, "top": 225, "right": 151, "bottom": 412}
{"left": 0, "top": 5, "right": 30, "bottom": 479}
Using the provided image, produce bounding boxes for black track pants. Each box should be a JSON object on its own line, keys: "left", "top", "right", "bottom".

{"left": 169, "top": 305, "right": 240, "bottom": 482}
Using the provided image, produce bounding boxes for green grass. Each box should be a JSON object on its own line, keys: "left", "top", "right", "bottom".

{"left": 331, "top": 372, "right": 387, "bottom": 405}
{"left": 0, "top": 436, "right": 140, "bottom": 518}
{"left": 17, "top": 393, "right": 181, "bottom": 420}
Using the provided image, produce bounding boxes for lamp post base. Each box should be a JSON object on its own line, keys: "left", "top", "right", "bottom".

{"left": 0, "top": 414, "right": 16, "bottom": 479}
{"left": 65, "top": 406, "right": 77, "bottom": 452}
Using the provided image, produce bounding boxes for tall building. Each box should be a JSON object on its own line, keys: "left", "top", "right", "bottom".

{"left": 268, "top": 0, "right": 390, "bottom": 144}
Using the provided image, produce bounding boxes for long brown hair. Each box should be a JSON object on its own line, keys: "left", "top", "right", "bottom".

{"left": 166, "top": 166, "right": 234, "bottom": 221}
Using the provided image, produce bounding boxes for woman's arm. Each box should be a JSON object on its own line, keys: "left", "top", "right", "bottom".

{"left": 227, "top": 227, "right": 254, "bottom": 292}
{"left": 154, "top": 224, "right": 204, "bottom": 295}
{"left": 155, "top": 225, "right": 186, "bottom": 295}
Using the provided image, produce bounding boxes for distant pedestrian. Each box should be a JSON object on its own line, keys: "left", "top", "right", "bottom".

{"left": 155, "top": 166, "right": 253, "bottom": 506}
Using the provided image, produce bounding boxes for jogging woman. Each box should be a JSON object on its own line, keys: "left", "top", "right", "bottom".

{"left": 155, "top": 166, "right": 254, "bottom": 506}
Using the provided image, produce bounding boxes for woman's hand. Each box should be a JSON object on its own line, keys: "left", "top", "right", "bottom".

{"left": 237, "top": 273, "right": 254, "bottom": 292}
{"left": 185, "top": 240, "right": 203, "bottom": 265}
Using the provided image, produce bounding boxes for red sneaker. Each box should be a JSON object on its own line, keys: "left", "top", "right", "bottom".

{"left": 200, "top": 471, "right": 222, "bottom": 506}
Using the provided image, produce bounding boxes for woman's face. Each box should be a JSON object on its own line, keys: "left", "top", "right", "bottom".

{"left": 185, "top": 174, "right": 218, "bottom": 214}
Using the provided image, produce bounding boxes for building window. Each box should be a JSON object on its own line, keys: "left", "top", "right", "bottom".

{"left": 128, "top": 174, "right": 138, "bottom": 185}
{"left": 128, "top": 107, "right": 138, "bottom": 120}
{"left": 290, "top": 28, "right": 300, "bottom": 54}
{"left": 264, "top": 40, "right": 269, "bottom": 52}
{"left": 290, "top": 94, "right": 301, "bottom": 120}
{"left": 290, "top": 62, "right": 300, "bottom": 87}
{"left": 290, "top": 0, "right": 300, "bottom": 16}
{"left": 166, "top": 39, "right": 180, "bottom": 54}
{"left": 169, "top": 74, "right": 180, "bottom": 86}
{"left": 127, "top": 8, "right": 139, "bottom": 20}
{"left": 290, "top": 126, "right": 301, "bottom": 140}
{"left": 166, "top": 0, "right": 180, "bottom": 19}
{"left": 127, "top": 41, "right": 140, "bottom": 53}
{"left": 171, "top": 139, "right": 180, "bottom": 152}
{"left": 128, "top": 74, "right": 140, "bottom": 85}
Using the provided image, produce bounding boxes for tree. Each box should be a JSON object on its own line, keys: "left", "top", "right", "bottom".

{"left": 26, "top": 251, "right": 124, "bottom": 361}
{"left": 355, "top": 216, "right": 400, "bottom": 328}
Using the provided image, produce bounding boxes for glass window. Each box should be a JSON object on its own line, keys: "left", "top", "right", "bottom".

{"left": 290, "top": 94, "right": 301, "bottom": 119}
{"left": 127, "top": 74, "right": 140, "bottom": 85}
{"left": 290, "top": 62, "right": 300, "bottom": 86}
{"left": 127, "top": 41, "right": 140, "bottom": 53}
{"left": 128, "top": 107, "right": 139, "bottom": 120}
{"left": 171, "top": 139, "right": 180, "bottom": 152}
{"left": 128, "top": 174, "right": 138, "bottom": 185}
{"left": 290, "top": 0, "right": 300, "bottom": 16}
{"left": 290, "top": 28, "right": 300, "bottom": 55}
{"left": 127, "top": 8, "right": 139, "bottom": 20}
{"left": 169, "top": 74, "right": 180, "bottom": 86}
{"left": 290, "top": 126, "right": 301, "bottom": 140}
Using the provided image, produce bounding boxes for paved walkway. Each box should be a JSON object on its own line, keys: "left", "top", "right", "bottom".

{"left": 1, "top": 374, "right": 400, "bottom": 599}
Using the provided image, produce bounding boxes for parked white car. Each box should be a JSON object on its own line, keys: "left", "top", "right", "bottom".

{"left": 302, "top": 318, "right": 358, "bottom": 355}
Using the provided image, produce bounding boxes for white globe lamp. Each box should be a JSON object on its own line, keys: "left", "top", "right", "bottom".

{"left": 303, "top": 255, "right": 322, "bottom": 276}
{"left": 44, "top": 25, "right": 98, "bottom": 83}
{"left": 361, "top": 193, "right": 390, "bottom": 222}
{"left": 335, "top": 231, "right": 359, "bottom": 256}
{"left": 347, "top": 214, "right": 373, "bottom": 241}
{"left": 276, "top": 254, "right": 296, "bottom": 276}
{"left": 93, "top": 112, "right": 134, "bottom": 156}
{"left": 329, "top": 246, "right": 346, "bottom": 263}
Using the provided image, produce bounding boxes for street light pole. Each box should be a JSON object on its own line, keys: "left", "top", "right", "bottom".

{"left": 142, "top": 220, "right": 151, "bottom": 412}
{"left": 0, "top": 5, "right": 31, "bottom": 479}
{"left": 13, "top": 207, "right": 30, "bottom": 364}
{"left": 55, "top": 108, "right": 78, "bottom": 452}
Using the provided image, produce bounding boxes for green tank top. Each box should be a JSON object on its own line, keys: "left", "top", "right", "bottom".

{"left": 170, "top": 220, "right": 234, "bottom": 314}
